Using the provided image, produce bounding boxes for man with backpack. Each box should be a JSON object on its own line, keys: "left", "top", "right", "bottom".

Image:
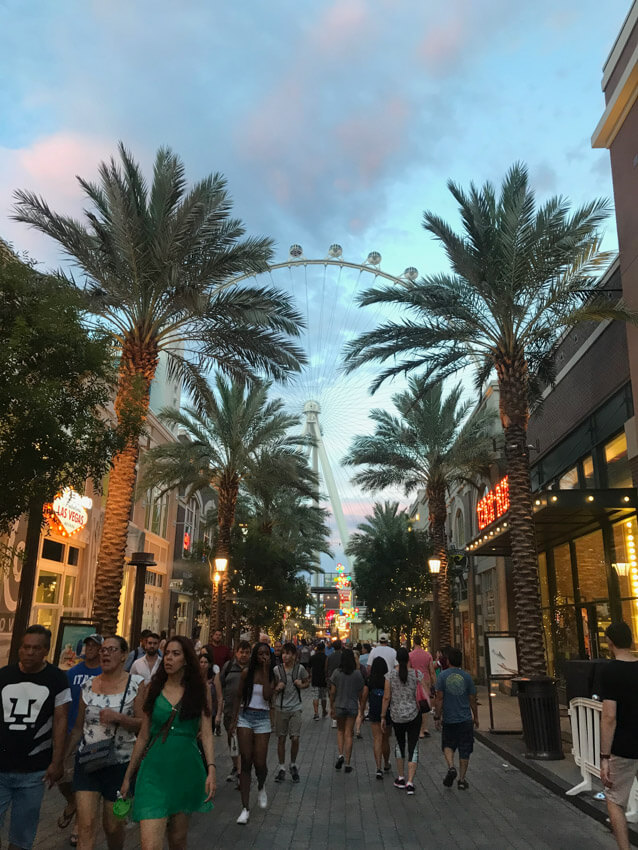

{"left": 220, "top": 640, "right": 251, "bottom": 786}
{"left": 273, "top": 642, "right": 310, "bottom": 782}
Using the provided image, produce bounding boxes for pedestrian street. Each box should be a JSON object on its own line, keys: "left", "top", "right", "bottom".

{"left": 16, "top": 691, "right": 618, "bottom": 850}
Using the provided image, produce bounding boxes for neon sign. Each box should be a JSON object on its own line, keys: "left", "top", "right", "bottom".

{"left": 44, "top": 488, "right": 92, "bottom": 537}
{"left": 476, "top": 476, "right": 509, "bottom": 531}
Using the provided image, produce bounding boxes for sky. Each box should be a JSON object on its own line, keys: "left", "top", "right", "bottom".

{"left": 0, "top": 0, "right": 630, "bottom": 568}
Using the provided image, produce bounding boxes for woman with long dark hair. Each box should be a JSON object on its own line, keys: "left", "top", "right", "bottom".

{"left": 120, "top": 636, "right": 215, "bottom": 850}
{"left": 229, "top": 642, "right": 274, "bottom": 825}
{"left": 329, "top": 647, "right": 364, "bottom": 773}
{"left": 359, "top": 657, "right": 392, "bottom": 778}
{"left": 381, "top": 647, "right": 423, "bottom": 795}
{"left": 198, "top": 650, "right": 223, "bottom": 734}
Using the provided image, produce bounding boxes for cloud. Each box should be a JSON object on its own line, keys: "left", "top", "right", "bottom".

{"left": 0, "top": 132, "right": 113, "bottom": 264}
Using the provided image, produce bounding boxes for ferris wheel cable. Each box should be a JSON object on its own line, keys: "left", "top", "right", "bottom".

{"left": 228, "top": 258, "right": 409, "bottom": 287}
{"left": 319, "top": 263, "right": 342, "bottom": 388}
{"left": 320, "top": 267, "right": 368, "bottom": 389}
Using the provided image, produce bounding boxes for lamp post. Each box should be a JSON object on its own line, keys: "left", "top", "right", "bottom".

{"left": 209, "top": 555, "right": 228, "bottom": 636}
{"left": 130, "top": 552, "right": 157, "bottom": 652}
{"left": 428, "top": 557, "right": 441, "bottom": 653}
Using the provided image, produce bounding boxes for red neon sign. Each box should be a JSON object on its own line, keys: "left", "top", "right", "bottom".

{"left": 476, "top": 476, "right": 509, "bottom": 530}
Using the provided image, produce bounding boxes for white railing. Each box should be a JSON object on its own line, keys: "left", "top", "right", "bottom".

{"left": 567, "top": 697, "right": 638, "bottom": 822}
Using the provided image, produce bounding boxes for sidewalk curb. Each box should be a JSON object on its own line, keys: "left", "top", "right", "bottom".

{"left": 475, "top": 730, "right": 638, "bottom": 847}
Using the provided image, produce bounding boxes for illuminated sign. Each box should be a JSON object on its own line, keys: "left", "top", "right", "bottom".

{"left": 44, "top": 488, "right": 92, "bottom": 537}
{"left": 476, "top": 476, "right": 509, "bottom": 531}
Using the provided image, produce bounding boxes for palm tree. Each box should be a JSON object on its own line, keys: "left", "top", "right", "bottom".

{"left": 347, "top": 501, "right": 431, "bottom": 639}
{"left": 345, "top": 162, "right": 637, "bottom": 675}
{"left": 343, "top": 378, "right": 493, "bottom": 648}
{"left": 140, "top": 374, "right": 308, "bottom": 633}
{"left": 13, "top": 144, "right": 305, "bottom": 633}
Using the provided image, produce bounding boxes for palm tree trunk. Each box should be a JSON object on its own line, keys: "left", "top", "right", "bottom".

{"left": 499, "top": 358, "right": 546, "bottom": 677}
{"left": 209, "top": 471, "right": 239, "bottom": 643}
{"left": 428, "top": 484, "right": 452, "bottom": 649}
{"left": 9, "top": 497, "right": 45, "bottom": 663}
{"left": 92, "top": 340, "right": 158, "bottom": 636}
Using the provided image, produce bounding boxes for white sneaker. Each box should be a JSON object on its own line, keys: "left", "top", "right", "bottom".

{"left": 236, "top": 808, "right": 250, "bottom": 824}
{"left": 257, "top": 788, "right": 268, "bottom": 809}
{"left": 331, "top": 719, "right": 337, "bottom": 728}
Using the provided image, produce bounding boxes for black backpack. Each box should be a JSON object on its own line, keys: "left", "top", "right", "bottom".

{"left": 275, "top": 663, "right": 302, "bottom": 708}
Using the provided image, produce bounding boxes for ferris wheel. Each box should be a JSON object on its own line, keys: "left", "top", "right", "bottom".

{"left": 232, "top": 244, "right": 418, "bottom": 576}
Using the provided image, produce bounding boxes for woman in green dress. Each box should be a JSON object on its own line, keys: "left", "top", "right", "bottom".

{"left": 120, "top": 636, "right": 216, "bottom": 850}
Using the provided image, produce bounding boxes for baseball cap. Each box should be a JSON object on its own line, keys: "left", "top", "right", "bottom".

{"left": 379, "top": 633, "right": 389, "bottom": 642}
{"left": 83, "top": 634, "right": 104, "bottom": 645}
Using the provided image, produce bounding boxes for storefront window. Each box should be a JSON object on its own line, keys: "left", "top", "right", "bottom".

{"left": 63, "top": 575, "right": 76, "bottom": 608}
{"left": 538, "top": 552, "right": 550, "bottom": 607}
{"left": 553, "top": 605, "right": 581, "bottom": 663}
{"left": 582, "top": 455, "right": 595, "bottom": 488}
{"left": 67, "top": 546, "right": 80, "bottom": 566}
{"left": 574, "top": 530, "right": 608, "bottom": 602}
{"left": 620, "top": 598, "right": 638, "bottom": 642}
{"left": 42, "top": 539, "right": 64, "bottom": 562}
{"left": 36, "top": 571, "right": 60, "bottom": 604}
{"left": 553, "top": 543, "right": 574, "bottom": 604}
{"left": 145, "top": 488, "right": 169, "bottom": 538}
{"left": 605, "top": 432, "right": 631, "bottom": 488}
{"left": 612, "top": 518, "right": 638, "bottom": 600}
{"left": 558, "top": 467, "right": 579, "bottom": 490}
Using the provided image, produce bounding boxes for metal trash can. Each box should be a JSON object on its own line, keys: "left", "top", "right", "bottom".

{"left": 513, "top": 676, "right": 564, "bottom": 760}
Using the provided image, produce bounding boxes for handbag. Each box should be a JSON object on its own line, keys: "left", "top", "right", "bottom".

{"left": 78, "top": 676, "right": 131, "bottom": 773}
{"left": 416, "top": 679, "right": 431, "bottom": 713}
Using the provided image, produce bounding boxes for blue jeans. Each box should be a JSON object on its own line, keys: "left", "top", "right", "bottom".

{"left": 0, "top": 770, "right": 46, "bottom": 849}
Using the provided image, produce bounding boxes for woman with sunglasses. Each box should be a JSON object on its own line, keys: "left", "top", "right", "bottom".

{"left": 120, "top": 635, "right": 215, "bottom": 850}
{"left": 67, "top": 636, "right": 145, "bottom": 850}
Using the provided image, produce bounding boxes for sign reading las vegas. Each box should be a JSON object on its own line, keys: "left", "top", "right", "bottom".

{"left": 45, "top": 488, "right": 93, "bottom": 537}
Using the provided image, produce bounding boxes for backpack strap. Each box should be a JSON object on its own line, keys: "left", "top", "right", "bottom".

{"left": 220, "top": 660, "right": 232, "bottom": 689}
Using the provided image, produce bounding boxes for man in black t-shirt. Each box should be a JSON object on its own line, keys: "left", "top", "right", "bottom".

{"left": 0, "top": 624, "right": 71, "bottom": 850}
{"left": 600, "top": 621, "right": 638, "bottom": 850}
{"left": 309, "top": 642, "right": 328, "bottom": 720}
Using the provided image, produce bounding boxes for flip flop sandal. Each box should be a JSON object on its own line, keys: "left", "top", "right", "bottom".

{"left": 58, "top": 806, "right": 76, "bottom": 829}
{"left": 70, "top": 833, "right": 78, "bottom": 847}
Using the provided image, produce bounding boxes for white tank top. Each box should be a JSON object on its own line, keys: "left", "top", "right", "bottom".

{"left": 247, "top": 683, "right": 270, "bottom": 711}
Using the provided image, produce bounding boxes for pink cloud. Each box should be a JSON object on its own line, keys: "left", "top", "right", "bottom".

{"left": 335, "top": 97, "right": 409, "bottom": 185}
{"left": 0, "top": 133, "right": 114, "bottom": 265}
{"left": 311, "top": 0, "right": 374, "bottom": 54}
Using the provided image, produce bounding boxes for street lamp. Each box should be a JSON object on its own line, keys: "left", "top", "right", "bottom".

{"left": 428, "top": 558, "right": 441, "bottom": 574}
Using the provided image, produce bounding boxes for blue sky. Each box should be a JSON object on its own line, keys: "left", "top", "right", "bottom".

{"left": 0, "top": 0, "right": 630, "bottom": 564}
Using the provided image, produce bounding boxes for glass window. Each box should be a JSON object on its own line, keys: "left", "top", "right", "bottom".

{"left": 582, "top": 456, "right": 595, "bottom": 488}
{"left": 145, "top": 489, "right": 169, "bottom": 538}
{"left": 63, "top": 575, "right": 76, "bottom": 608}
{"left": 67, "top": 547, "right": 80, "bottom": 566}
{"left": 574, "top": 530, "right": 608, "bottom": 602}
{"left": 538, "top": 552, "right": 550, "bottom": 607}
{"left": 454, "top": 510, "right": 465, "bottom": 547}
{"left": 605, "top": 433, "right": 632, "bottom": 488}
{"left": 553, "top": 543, "right": 574, "bottom": 604}
{"left": 36, "top": 571, "right": 60, "bottom": 604}
{"left": 42, "top": 539, "right": 65, "bottom": 562}
{"left": 612, "top": 518, "right": 638, "bottom": 601}
{"left": 558, "top": 467, "right": 579, "bottom": 490}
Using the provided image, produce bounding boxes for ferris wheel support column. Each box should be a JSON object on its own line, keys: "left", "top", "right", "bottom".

{"left": 303, "top": 401, "right": 352, "bottom": 575}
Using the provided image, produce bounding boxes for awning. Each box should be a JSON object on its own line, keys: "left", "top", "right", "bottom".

{"left": 466, "top": 488, "right": 637, "bottom": 557}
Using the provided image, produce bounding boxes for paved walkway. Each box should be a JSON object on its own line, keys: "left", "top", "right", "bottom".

{"left": 9, "top": 693, "right": 618, "bottom": 850}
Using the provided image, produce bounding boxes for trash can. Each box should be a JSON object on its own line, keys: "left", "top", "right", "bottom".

{"left": 513, "top": 676, "right": 564, "bottom": 760}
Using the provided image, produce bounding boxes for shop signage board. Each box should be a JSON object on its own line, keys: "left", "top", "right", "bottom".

{"left": 54, "top": 616, "right": 101, "bottom": 669}
{"left": 477, "top": 476, "right": 509, "bottom": 530}
{"left": 484, "top": 631, "right": 521, "bottom": 735}
{"left": 45, "top": 488, "right": 92, "bottom": 537}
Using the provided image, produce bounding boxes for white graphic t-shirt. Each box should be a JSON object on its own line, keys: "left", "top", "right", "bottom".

{"left": 0, "top": 662, "right": 71, "bottom": 772}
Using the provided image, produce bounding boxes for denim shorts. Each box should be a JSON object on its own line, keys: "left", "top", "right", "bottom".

{"left": 0, "top": 769, "right": 46, "bottom": 850}
{"left": 73, "top": 757, "right": 129, "bottom": 802}
{"left": 237, "top": 708, "right": 271, "bottom": 734}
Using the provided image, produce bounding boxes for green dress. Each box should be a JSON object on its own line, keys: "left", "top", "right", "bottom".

{"left": 133, "top": 693, "right": 213, "bottom": 821}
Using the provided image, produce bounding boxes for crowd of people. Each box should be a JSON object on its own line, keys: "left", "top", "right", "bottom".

{"left": 0, "top": 623, "right": 480, "bottom": 848}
